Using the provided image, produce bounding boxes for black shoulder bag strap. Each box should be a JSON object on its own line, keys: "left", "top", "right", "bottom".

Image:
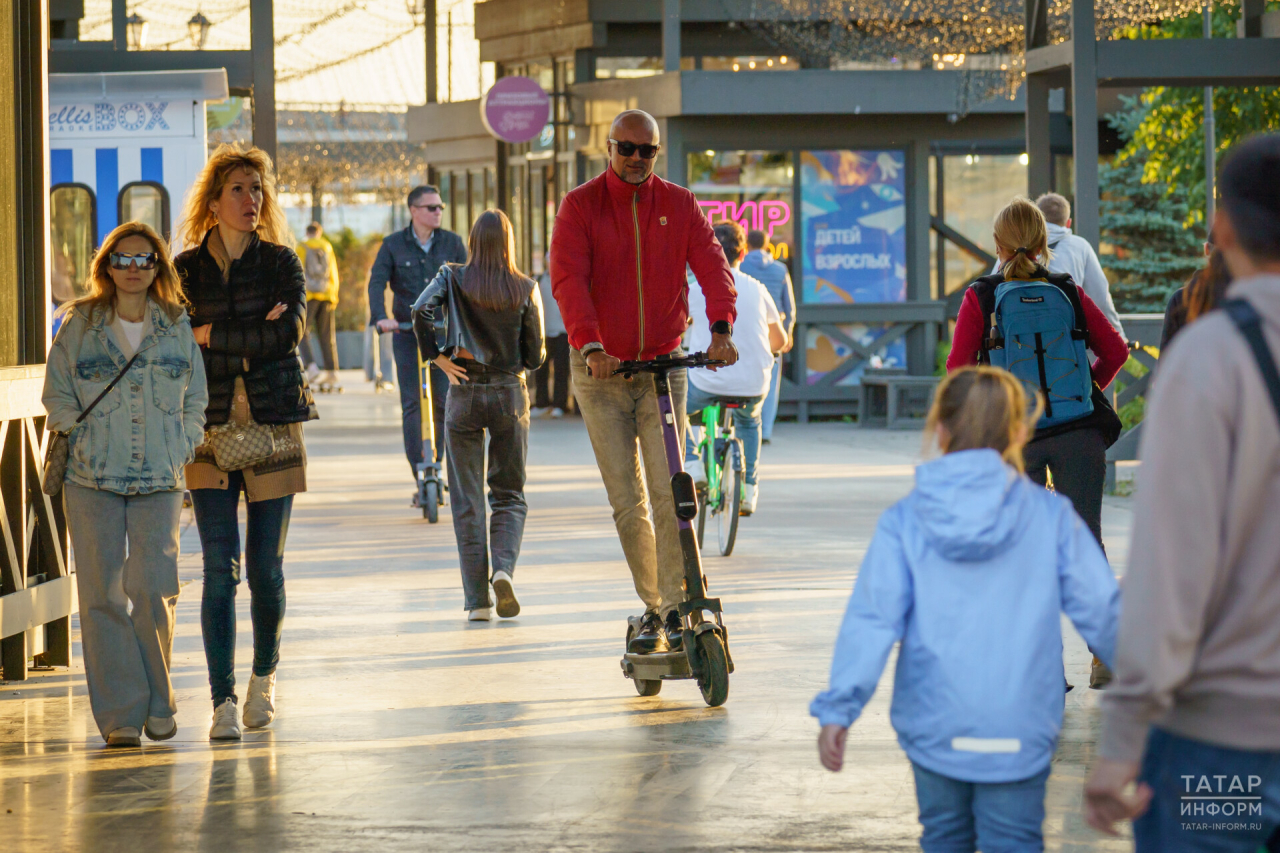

{"left": 1222, "top": 298, "right": 1280, "bottom": 429}
{"left": 74, "top": 350, "right": 142, "bottom": 427}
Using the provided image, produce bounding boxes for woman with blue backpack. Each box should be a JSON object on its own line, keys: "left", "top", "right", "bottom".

{"left": 948, "top": 197, "right": 1129, "bottom": 547}
{"left": 813, "top": 365, "right": 1121, "bottom": 851}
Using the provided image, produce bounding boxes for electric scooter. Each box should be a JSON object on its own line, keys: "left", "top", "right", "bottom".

{"left": 615, "top": 351, "right": 734, "bottom": 707}
{"left": 378, "top": 322, "right": 445, "bottom": 522}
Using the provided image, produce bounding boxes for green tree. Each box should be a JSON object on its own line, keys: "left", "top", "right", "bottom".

{"left": 1100, "top": 97, "right": 1205, "bottom": 313}
{"left": 1119, "top": 1, "right": 1280, "bottom": 220}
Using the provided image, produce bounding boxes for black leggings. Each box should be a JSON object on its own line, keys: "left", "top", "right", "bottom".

{"left": 1024, "top": 427, "right": 1107, "bottom": 547}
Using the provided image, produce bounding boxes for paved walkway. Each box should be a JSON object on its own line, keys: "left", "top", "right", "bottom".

{"left": 0, "top": 372, "right": 1134, "bottom": 851}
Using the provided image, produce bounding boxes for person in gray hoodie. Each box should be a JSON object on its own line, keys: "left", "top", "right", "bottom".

{"left": 1085, "top": 134, "right": 1280, "bottom": 847}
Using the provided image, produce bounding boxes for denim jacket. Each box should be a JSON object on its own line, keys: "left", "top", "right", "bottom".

{"left": 42, "top": 300, "right": 208, "bottom": 495}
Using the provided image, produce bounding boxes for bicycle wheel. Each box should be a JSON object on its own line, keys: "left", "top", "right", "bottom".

{"left": 717, "top": 440, "right": 742, "bottom": 556}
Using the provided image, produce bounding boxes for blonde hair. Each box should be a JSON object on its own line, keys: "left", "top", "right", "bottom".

{"left": 925, "top": 366, "right": 1043, "bottom": 472}
{"left": 59, "top": 221, "right": 187, "bottom": 323}
{"left": 994, "top": 196, "right": 1052, "bottom": 281}
{"left": 177, "top": 143, "right": 293, "bottom": 249}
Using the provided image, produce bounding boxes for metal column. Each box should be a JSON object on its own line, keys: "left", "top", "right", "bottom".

{"left": 250, "top": 0, "right": 277, "bottom": 160}
{"left": 663, "top": 0, "right": 681, "bottom": 73}
{"left": 905, "top": 140, "right": 935, "bottom": 375}
{"left": 425, "top": 0, "right": 438, "bottom": 103}
{"left": 1070, "top": 0, "right": 1101, "bottom": 249}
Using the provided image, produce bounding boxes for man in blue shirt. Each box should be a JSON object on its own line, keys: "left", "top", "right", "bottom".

{"left": 739, "top": 231, "right": 796, "bottom": 443}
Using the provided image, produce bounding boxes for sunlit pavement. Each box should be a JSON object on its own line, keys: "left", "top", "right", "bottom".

{"left": 0, "top": 370, "right": 1133, "bottom": 851}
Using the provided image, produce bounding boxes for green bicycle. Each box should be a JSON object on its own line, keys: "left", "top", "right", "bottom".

{"left": 693, "top": 398, "right": 749, "bottom": 557}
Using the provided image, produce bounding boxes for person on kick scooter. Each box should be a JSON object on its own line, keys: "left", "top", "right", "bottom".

{"left": 550, "top": 109, "right": 739, "bottom": 655}
{"left": 684, "top": 221, "right": 789, "bottom": 516}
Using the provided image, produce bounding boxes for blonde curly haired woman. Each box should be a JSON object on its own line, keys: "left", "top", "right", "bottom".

{"left": 43, "top": 221, "right": 208, "bottom": 747}
{"left": 175, "top": 143, "right": 316, "bottom": 741}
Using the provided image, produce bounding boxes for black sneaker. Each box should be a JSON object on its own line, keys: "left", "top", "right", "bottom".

{"left": 664, "top": 610, "right": 684, "bottom": 652}
{"left": 628, "top": 611, "right": 668, "bottom": 654}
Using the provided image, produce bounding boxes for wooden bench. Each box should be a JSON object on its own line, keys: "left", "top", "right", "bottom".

{"left": 858, "top": 369, "right": 941, "bottom": 430}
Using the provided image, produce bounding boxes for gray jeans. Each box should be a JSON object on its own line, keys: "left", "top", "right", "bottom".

{"left": 63, "top": 484, "right": 183, "bottom": 737}
{"left": 570, "top": 348, "right": 687, "bottom": 616}
{"left": 444, "top": 363, "right": 530, "bottom": 610}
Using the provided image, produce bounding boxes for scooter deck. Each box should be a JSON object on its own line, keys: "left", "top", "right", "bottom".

{"left": 622, "top": 651, "right": 692, "bottom": 681}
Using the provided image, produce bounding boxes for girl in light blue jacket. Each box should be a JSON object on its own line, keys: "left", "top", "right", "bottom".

{"left": 811, "top": 366, "right": 1120, "bottom": 852}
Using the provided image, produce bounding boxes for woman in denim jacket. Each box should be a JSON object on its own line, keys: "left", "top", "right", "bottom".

{"left": 42, "top": 222, "right": 208, "bottom": 748}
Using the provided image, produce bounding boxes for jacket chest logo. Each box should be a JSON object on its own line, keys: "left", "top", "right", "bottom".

{"left": 659, "top": 217, "right": 667, "bottom": 226}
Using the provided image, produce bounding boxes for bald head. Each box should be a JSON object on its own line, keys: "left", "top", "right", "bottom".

{"left": 608, "top": 110, "right": 661, "bottom": 185}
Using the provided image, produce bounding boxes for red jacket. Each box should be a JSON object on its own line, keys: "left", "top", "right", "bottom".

{"left": 550, "top": 168, "right": 736, "bottom": 361}
{"left": 947, "top": 283, "right": 1129, "bottom": 388}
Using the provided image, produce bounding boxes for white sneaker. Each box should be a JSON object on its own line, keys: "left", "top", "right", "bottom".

{"left": 492, "top": 571, "right": 520, "bottom": 618}
{"left": 209, "top": 698, "right": 242, "bottom": 740}
{"left": 529, "top": 407, "right": 549, "bottom": 419}
{"left": 741, "top": 482, "right": 759, "bottom": 516}
{"left": 468, "top": 607, "right": 492, "bottom": 621}
{"left": 305, "top": 362, "right": 321, "bottom": 381}
{"left": 144, "top": 715, "right": 177, "bottom": 741}
{"left": 242, "top": 672, "right": 277, "bottom": 729}
{"left": 685, "top": 458, "right": 707, "bottom": 486}
{"left": 550, "top": 408, "right": 566, "bottom": 418}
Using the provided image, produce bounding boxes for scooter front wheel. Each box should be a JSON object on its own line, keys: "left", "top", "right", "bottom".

{"left": 695, "top": 631, "right": 730, "bottom": 707}
{"left": 423, "top": 480, "right": 439, "bottom": 523}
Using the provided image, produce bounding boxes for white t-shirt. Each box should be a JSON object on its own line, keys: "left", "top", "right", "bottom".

{"left": 686, "top": 267, "right": 780, "bottom": 398}
{"left": 112, "top": 315, "right": 147, "bottom": 357}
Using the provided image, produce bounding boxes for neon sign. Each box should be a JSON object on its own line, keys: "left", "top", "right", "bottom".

{"left": 697, "top": 199, "right": 791, "bottom": 245}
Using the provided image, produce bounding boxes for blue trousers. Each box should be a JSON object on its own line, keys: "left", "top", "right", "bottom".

{"left": 684, "top": 383, "right": 765, "bottom": 485}
{"left": 761, "top": 356, "right": 782, "bottom": 441}
{"left": 191, "top": 471, "right": 293, "bottom": 708}
{"left": 911, "top": 763, "right": 1049, "bottom": 853}
{"left": 1134, "top": 727, "right": 1280, "bottom": 852}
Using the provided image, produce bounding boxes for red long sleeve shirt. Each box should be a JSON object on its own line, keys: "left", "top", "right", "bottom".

{"left": 947, "top": 283, "right": 1129, "bottom": 388}
{"left": 550, "top": 168, "right": 736, "bottom": 361}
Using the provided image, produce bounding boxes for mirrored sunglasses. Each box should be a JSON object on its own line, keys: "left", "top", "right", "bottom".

{"left": 109, "top": 252, "right": 159, "bottom": 271}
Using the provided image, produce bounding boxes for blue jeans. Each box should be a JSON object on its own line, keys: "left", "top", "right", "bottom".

{"left": 391, "top": 329, "right": 448, "bottom": 478}
{"left": 762, "top": 356, "right": 782, "bottom": 441}
{"left": 684, "top": 384, "right": 765, "bottom": 485}
{"left": 1134, "top": 727, "right": 1280, "bottom": 852}
{"left": 191, "top": 470, "right": 293, "bottom": 707}
{"left": 911, "top": 763, "right": 1049, "bottom": 853}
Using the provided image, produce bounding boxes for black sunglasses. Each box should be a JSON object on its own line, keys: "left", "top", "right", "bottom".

{"left": 109, "top": 252, "right": 159, "bottom": 271}
{"left": 609, "top": 139, "right": 661, "bottom": 160}
{"left": 412, "top": 203, "right": 446, "bottom": 212}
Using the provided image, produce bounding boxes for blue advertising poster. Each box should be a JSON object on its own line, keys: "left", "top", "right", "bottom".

{"left": 801, "top": 150, "right": 906, "bottom": 304}
{"left": 800, "top": 150, "right": 907, "bottom": 383}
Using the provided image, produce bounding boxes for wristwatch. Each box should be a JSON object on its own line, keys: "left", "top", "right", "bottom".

{"left": 710, "top": 320, "right": 733, "bottom": 336}
{"left": 581, "top": 341, "right": 606, "bottom": 357}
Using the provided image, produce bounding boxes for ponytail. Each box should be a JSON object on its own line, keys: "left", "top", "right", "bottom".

{"left": 994, "top": 196, "right": 1051, "bottom": 281}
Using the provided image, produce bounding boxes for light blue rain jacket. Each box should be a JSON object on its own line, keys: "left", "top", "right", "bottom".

{"left": 810, "top": 449, "right": 1120, "bottom": 783}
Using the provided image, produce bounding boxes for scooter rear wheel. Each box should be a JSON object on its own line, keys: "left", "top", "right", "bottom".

{"left": 634, "top": 678, "right": 662, "bottom": 696}
{"left": 695, "top": 631, "right": 730, "bottom": 707}
{"left": 423, "top": 481, "right": 439, "bottom": 523}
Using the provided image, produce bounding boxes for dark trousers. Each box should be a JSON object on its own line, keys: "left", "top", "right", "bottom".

{"left": 444, "top": 362, "right": 530, "bottom": 610}
{"left": 191, "top": 470, "right": 293, "bottom": 707}
{"left": 391, "top": 329, "right": 447, "bottom": 477}
{"left": 1024, "top": 426, "right": 1107, "bottom": 546}
{"left": 532, "top": 333, "right": 570, "bottom": 410}
{"left": 299, "top": 299, "right": 338, "bottom": 371}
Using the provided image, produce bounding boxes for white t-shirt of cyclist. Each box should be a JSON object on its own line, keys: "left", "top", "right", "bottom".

{"left": 686, "top": 267, "right": 780, "bottom": 398}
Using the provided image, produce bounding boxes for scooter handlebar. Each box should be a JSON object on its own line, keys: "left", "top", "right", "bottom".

{"left": 374, "top": 321, "right": 415, "bottom": 334}
{"left": 613, "top": 351, "right": 726, "bottom": 378}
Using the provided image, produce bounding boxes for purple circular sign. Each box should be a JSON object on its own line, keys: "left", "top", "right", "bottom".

{"left": 480, "top": 76, "right": 552, "bottom": 144}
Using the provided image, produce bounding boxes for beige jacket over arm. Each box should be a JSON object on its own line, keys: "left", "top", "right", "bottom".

{"left": 1100, "top": 274, "right": 1280, "bottom": 763}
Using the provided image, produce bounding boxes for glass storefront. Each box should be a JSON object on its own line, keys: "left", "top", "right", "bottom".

{"left": 439, "top": 167, "right": 497, "bottom": 243}
{"left": 50, "top": 183, "right": 97, "bottom": 304}
{"left": 939, "top": 153, "right": 1027, "bottom": 295}
{"left": 688, "top": 150, "right": 794, "bottom": 265}
{"left": 119, "top": 181, "right": 169, "bottom": 240}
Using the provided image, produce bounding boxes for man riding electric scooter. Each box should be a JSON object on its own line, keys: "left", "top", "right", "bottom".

{"left": 550, "top": 109, "right": 739, "bottom": 655}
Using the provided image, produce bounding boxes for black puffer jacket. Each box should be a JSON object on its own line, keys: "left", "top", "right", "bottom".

{"left": 176, "top": 229, "right": 317, "bottom": 426}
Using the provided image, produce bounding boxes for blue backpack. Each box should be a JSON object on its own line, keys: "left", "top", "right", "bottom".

{"left": 972, "top": 270, "right": 1095, "bottom": 428}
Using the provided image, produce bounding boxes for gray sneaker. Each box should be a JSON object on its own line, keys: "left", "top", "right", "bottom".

{"left": 242, "top": 672, "right": 277, "bottom": 729}
{"left": 209, "top": 698, "right": 241, "bottom": 740}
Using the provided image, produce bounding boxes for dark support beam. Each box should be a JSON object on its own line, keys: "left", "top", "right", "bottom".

{"left": 1027, "top": 38, "right": 1280, "bottom": 87}
{"left": 574, "top": 49, "right": 596, "bottom": 82}
{"left": 1244, "top": 0, "right": 1265, "bottom": 36}
{"left": 1070, "top": 0, "right": 1101, "bottom": 249}
{"left": 49, "top": 49, "right": 253, "bottom": 88}
{"left": 250, "top": 0, "right": 276, "bottom": 160}
{"left": 425, "top": 0, "right": 438, "bottom": 102}
{"left": 111, "top": 0, "right": 125, "bottom": 51}
{"left": 1026, "top": 74, "right": 1052, "bottom": 199}
{"left": 934, "top": 153, "right": 945, "bottom": 300}
{"left": 1026, "top": 0, "right": 1049, "bottom": 50}
{"left": 905, "top": 141, "right": 934, "bottom": 375}
{"left": 662, "top": 0, "right": 681, "bottom": 73}
{"left": 17, "top": 0, "right": 49, "bottom": 363}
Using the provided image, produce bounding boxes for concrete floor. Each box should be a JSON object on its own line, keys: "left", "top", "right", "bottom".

{"left": 0, "top": 372, "right": 1135, "bottom": 851}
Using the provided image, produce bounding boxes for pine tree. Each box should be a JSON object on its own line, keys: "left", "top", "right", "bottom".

{"left": 1099, "top": 97, "right": 1205, "bottom": 313}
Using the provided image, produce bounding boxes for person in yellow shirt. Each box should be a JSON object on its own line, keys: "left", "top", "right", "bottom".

{"left": 297, "top": 221, "right": 341, "bottom": 391}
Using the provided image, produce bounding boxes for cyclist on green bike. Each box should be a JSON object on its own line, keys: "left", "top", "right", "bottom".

{"left": 685, "top": 221, "right": 788, "bottom": 515}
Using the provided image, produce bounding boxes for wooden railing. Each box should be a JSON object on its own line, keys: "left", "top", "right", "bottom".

{"left": 0, "top": 365, "right": 73, "bottom": 680}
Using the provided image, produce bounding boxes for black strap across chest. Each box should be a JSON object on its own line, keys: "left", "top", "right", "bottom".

{"left": 1222, "top": 298, "right": 1280, "bottom": 430}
